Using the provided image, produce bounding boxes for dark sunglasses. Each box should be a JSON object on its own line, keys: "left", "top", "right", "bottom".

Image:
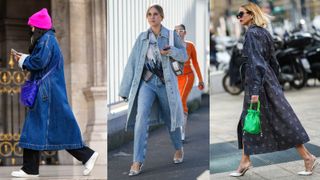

{"left": 175, "top": 29, "right": 186, "bottom": 33}
{"left": 236, "top": 11, "right": 250, "bottom": 19}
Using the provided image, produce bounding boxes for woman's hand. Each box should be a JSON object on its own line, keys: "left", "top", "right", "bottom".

{"left": 198, "top": 82, "right": 204, "bottom": 90}
{"left": 251, "top": 95, "right": 259, "bottom": 103}
{"left": 11, "top": 49, "right": 22, "bottom": 62}
{"left": 160, "top": 45, "right": 171, "bottom": 56}
{"left": 13, "top": 54, "right": 21, "bottom": 62}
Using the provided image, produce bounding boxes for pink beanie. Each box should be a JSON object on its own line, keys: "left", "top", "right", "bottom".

{"left": 28, "top": 8, "right": 52, "bottom": 30}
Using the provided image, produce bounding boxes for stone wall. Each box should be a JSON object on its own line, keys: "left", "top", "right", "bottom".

{"left": 51, "top": 0, "right": 107, "bottom": 165}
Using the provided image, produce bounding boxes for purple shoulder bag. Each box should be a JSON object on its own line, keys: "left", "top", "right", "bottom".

{"left": 20, "top": 63, "right": 58, "bottom": 107}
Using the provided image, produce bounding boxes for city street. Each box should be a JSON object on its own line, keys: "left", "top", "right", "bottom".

{"left": 108, "top": 94, "right": 210, "bottom": 180}
{"left": 210, "top": 71, "right": 320, "bottom": 179}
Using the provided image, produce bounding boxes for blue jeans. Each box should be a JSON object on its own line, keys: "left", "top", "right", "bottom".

{"left": 133, "top": 75, "right": 182, "bottom": 163}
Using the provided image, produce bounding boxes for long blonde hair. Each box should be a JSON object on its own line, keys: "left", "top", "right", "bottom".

{"left": 241, "top": 2, "right": 270, "bottom": 28}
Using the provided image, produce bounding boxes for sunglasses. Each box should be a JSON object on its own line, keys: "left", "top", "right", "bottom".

{"left": 236, "top": 11, "right": 250, "bottom": 19}
{"left": 175, "top": 29, "right": 186, "bottom": 33}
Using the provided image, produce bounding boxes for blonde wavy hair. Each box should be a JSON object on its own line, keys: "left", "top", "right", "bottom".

{"left": 241, "top": 2, "right": 270, "bottom": 28}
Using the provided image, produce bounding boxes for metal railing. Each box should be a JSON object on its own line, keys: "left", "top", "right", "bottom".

{"left": 0, "top": 53, "right": 58, "bottom": 166}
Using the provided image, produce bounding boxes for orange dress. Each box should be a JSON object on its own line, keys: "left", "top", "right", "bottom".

{"left": 177, "top": 41, "right": 203, "bottom": 113}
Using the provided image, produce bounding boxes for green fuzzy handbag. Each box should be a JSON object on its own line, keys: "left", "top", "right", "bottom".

{"left": 243, "top": 100, "right": 261, "bottom": 134}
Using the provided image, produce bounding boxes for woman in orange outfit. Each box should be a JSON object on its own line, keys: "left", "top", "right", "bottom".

{"left": 175, "top": 24, "right": 204, "bottom": 142}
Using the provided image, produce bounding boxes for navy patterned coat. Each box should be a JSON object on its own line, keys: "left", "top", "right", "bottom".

{"left": 237, "top": 25, "right": 310, "bottom": 155}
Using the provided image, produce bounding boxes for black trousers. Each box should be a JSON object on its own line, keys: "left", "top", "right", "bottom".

{"left": 22, "top": 146, "right": 94, "bottom": 175}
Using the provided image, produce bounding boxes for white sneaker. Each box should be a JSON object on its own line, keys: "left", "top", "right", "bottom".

{"left": 83, "top": 152, "right": 99, "bottom": 176}
{"left": 11, "top": 169, "right": 39, "bottom": 178}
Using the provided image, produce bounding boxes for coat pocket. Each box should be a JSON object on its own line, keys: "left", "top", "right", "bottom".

{"left": 39, "top": 81, "right": 49, "bottom": 101}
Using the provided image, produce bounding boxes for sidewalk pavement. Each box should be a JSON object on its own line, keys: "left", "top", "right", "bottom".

{"left": 210, "top": 70, "right": 320, "bottom": 179}
{"left": 108, "top": 94, "right": 210, "bottom": 180}
{"left": 0, "top": 165, "right": 107, "bottom": 179}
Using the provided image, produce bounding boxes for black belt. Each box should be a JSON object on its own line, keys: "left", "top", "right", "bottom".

{"left": 142, "top": 68, "right": 165, "bottom": 84}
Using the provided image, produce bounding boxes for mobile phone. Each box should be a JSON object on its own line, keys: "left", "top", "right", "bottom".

{"left": 163, "top": 46, "right": 171, "bottom": 51}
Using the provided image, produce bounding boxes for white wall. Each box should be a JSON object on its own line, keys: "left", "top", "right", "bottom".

{"left": 107, "top": 0, "right": 209, "bottom": 109}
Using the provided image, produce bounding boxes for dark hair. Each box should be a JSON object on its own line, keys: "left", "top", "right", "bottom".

{"left": 28, "top": 27, "right": 54, "bottom": 53}
{"left": 146, "top": 4, "right": 164, "bottom": 18}
{"left": 177, "top": 24, "right": 186, "bottom": 31}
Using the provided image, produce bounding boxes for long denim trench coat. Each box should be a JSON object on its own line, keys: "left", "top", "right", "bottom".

{"left": 19, "top": 30, "right": 84, "bottom": 150}
{"left": 119, "top": 26, "right": 188, "bottom": 132}
{"left": 237, "top": 25, "right": 309, "bottom": 155}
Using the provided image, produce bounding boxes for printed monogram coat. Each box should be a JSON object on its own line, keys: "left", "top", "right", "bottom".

{"left": 237, "top": 25, "right": 310, "bottom": 155}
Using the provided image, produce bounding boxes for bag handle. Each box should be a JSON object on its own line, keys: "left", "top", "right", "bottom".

{"left": 169, "top": 30, "right": 174, "bottom": 47}
{"left": 249, "top": 100, "right": 260, "bottom": 112}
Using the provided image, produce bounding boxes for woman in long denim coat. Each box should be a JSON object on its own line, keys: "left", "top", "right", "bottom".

{"left": 119, "top": 4, "right": 187, "bottom": 176}
{"left": 229, "top": 3, "right": 318, "bottom": 177}
{"left": 11, "top": 8, "right": 98, "bottom": 178}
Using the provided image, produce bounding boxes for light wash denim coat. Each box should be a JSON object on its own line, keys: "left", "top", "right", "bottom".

{"left": 19, "top": 30, "right": 84, "bottom": 150}
{"left": 119, "top": 26, "right": 188, "bottom": 132}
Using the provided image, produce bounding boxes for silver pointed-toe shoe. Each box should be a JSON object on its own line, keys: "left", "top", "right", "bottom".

{"left": 128, "top": 163, "right": 143, "bottom": 176}
{"left": 173, "top": 148, "right": 184, "bottom": 164}
{"left": 298, "top": 157, "right": 319, "bottom": 176}
{"left": 229, "top": 165, "right": 252, "bottom": 177}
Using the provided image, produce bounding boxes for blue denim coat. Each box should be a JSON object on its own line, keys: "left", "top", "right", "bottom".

{"left": 119, "top": 26, "right": 188, "bottom": 132}
{"left": 19, "top": 30, "right": 84, "bottom": 150}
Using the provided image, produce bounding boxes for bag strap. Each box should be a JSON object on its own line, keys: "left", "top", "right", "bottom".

{"left": 169, "top": 30, "right": 174, "bottom": 47}
{"left": 38, "top": 60, "right": 60, "bottom": 84}
{"left": 249, "top": 100, "right": 260, "bottom": 112}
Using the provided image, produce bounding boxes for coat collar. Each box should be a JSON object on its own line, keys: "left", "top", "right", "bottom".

{"left": 141, "top": 25, "right": 169, "bottom": 40}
